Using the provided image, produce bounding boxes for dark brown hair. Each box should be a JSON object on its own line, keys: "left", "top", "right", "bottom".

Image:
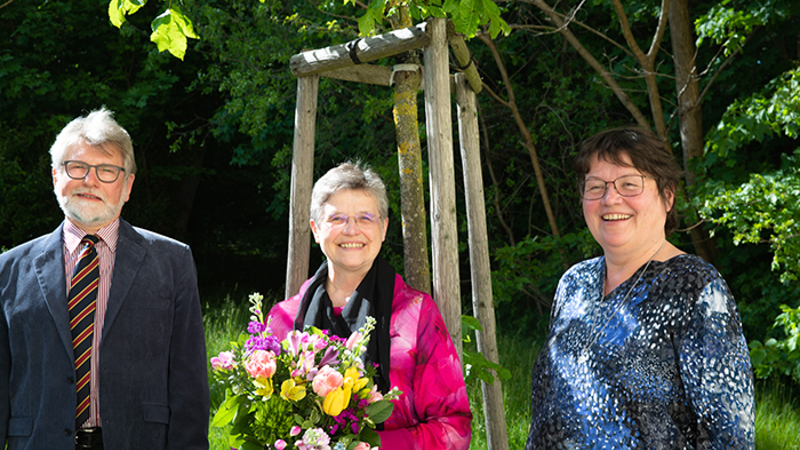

{"left": 574, "top": 127, "right": 683, "bottom": 236}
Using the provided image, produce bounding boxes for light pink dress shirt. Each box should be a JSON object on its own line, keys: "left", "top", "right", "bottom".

{"left": 63, "top": 218, "right": 120, "bottom": 428}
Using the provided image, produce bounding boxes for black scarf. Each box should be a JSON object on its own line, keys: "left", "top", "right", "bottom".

{"left": 294, "top": 255, "right": 395, "bottom": 394}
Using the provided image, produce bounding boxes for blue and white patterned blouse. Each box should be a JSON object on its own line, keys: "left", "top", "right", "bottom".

{"left": 526, "top": 254, "right": 755, "bottom": 449}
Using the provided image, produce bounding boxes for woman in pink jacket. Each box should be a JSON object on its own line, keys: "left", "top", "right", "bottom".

{"left": 268, "top": 161, "right": 471, "bottom": 450}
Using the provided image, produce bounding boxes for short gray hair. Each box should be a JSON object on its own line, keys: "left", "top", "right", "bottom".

{"left": 50, "top": 107, "right": 137, "bottom": 175}
{"left": 310, "top": 161, "right": 388, "bottom": 223}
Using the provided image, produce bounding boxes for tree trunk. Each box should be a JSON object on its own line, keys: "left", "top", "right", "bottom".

{"left": 391, "top": 7, "right": 432, "bottom": 294}
{"left": 668, "top": 0, "right": 716, "bottom": 262}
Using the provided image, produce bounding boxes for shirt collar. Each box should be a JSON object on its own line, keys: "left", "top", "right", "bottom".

{"left": 63, "top": 218, "right": 121, "bottom": 254}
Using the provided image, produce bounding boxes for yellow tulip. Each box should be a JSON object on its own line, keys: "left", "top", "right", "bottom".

{"left": 344, "top": 366, "right": 369, "bottom": 393}
{"left": 280, "top": 378, "right": 307, "bottom": 402}
{"left": 322, "top": 386, "right": 351, "bottom": 416}
{"left": 344, "top": 367, "right": 359, "bottom": 382}
{"left": 353, "top": 377, "right": 369, "bottom": 392}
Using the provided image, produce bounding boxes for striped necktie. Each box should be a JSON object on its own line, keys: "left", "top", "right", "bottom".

{"left": 68, "top": 234, "right": 100, "bottom": 429}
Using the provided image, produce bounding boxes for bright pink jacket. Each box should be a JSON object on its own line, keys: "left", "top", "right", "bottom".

{"left": 268, "top": 274, "right": 472, "bottom": 450}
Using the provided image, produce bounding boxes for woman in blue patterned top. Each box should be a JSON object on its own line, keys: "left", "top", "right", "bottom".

{"left": 526, "top": 127, "right": 755, "bottom": 449}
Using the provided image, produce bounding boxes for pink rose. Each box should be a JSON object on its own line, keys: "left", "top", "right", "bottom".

{"left": 274, "top": 439, "right": 287, "bottom": 450}
{"left": 244, "top": 350, "right": 276, "bottom": 379}
{"left": 352, "top": 442, "right": 371, "bottom": 450}
{"left": 210, "top": 351, "right": 234, "bottom": 370}
{"left": 290, "top": 426, "right": 302, "bottom": 437}
{"left": 312, "top": 365, "right": 343, "bottom": 397}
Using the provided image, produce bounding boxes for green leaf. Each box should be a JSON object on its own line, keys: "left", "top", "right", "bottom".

{"left": 358, "top": 426, "right": 382, "bottom": 447}
{"left": 240, "top": 441, "right": 263, "bottom": 450}
{"left": 210, "top": 394, "right": 238, "bottom": 427}
{"left": 749, "top": 347, "right": 767, "bottom": 367}
{"left": 108, "top": 0, "right": 147, "bottom": 28}
{"left": 150, "top": 7, "right": 199, "bottom": 60}
{"left": 365, "top": 399, "right": 394, "bottom": 423}
{"left": 461, "top": 315, "right": 483, "bottom": 332}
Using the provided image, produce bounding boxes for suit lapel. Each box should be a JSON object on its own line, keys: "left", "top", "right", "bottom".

{"left": 33, "top": 224, "right": 73, "bottom": 359}
{"left": 102, "top": 219, "right": 145, "bottom": 341}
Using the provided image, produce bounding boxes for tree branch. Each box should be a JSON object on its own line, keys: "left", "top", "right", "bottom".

{"left": 477, "top": 31, "right": 562, "bottom": 239}
{"left": 479, "top": 83, "right": 512, "bottom": 109}
{"left": 479, "top": 102, "right": 516, "bottom": 247}
{"left": 696, "top": 30, "right": 757, "bottom": 107}
{"left": 524, "top": 0, "right": 652, "bottom": 130}
{"left": 611, "top": 0, "right": 670, "bottom": 142}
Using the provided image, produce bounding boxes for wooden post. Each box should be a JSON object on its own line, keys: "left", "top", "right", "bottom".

{"left": 424, "top": 18, "right": 462, "bottom": 356}
{"left": 455, "top": 73, "right": 509, "bottom": 450}
{"left": 285, "top": 75, "right": 319, "bottom": 299}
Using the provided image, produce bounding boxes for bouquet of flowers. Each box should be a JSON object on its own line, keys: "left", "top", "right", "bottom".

{"left": 210, "top": 293, "right": 401, "bottom": 450}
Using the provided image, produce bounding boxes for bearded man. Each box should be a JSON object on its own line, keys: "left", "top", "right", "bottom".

{"left": 0, "top": 108, "right": 209, "bottom": 450}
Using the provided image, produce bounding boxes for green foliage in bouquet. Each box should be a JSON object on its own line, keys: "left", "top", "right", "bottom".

{"left": 210, "top": 293, "right": 401, "bottom": 450}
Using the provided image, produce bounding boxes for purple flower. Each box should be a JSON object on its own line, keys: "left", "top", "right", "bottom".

{"left": 318, "top": 346, "right": 340, "bottom": 367}
{"left": 248, "top": 321, "right": 266, "bottom": 334}
{"left": 245, "top": 334, "right": 281, "bottom": 355}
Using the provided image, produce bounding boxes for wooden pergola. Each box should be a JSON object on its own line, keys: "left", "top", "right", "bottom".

{"left": 284, "top": 18, "right": 508, "bottom": 449}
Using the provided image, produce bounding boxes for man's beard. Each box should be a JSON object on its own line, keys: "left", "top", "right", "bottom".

{"left": 57, "top": 187, "right": 126, "bottom": 228}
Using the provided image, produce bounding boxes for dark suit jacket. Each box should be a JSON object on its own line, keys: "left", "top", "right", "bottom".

{"left": 0, "top": 219, "right": 209, "bottom": 450}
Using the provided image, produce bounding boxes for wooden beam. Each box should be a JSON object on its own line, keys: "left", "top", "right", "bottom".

{"left": 290, "top": 23, "right": 429, "bottom": 78}
{"left": 322, "top": 64, "right": 393, "bottom": 86}
{"left": 285, "top": 75, "right": 319, "bottom": 299}
{"left": 424, "top": 18, "right": 462, "bottom": 356}
{"left": 455, "top": 73, "right": 509, "bottom": 450}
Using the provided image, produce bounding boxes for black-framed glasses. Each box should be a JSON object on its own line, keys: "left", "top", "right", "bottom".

{"left": 580, "top": 175, "right": 652, "bottom": 200}
{"left": 62, "top": 160, "right": 126, "bottom": 183}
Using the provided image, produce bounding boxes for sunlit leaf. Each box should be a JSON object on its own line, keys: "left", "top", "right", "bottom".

{"left": 150, "top": 8, "right": 199, "bottom": 60}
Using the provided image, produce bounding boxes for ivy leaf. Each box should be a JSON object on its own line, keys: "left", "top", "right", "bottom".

{"left": 150, "top": 7, "right": 199, "bottom": 60}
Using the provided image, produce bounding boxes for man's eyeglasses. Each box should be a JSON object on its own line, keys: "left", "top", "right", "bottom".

{"left": 580, "top": 175, "right": 652, "bottom": 200}
{"left": 324, "top": 213, "right": 380, "bottom": 229}
{"left": 62, "top": 161, "right": 126, "bottom": 183}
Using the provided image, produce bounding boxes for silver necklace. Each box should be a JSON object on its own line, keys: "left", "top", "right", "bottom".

{"left": 577, "top": 239, "right": 666, "bottom": 364}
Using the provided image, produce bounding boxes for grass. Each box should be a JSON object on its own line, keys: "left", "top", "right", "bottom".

{"left": 755, "top": 379, "right": 800, "bottom": 450}
{"left": 203, "top": 298, "right": 800, "bottom": 450}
